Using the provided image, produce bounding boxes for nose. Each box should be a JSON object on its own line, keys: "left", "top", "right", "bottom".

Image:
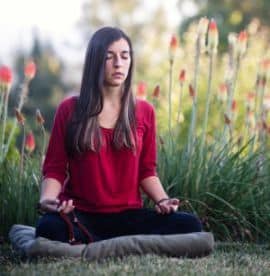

{"left": 113, "top": 55, "right": 123, "bottom": 67}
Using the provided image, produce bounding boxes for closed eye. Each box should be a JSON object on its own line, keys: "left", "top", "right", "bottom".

{"left": 106, "top": 51, "right": 130, "bottom": 60}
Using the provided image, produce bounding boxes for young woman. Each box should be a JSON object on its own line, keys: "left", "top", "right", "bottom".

{"left": 36, "top": 27, "right": 202, "bottom": 244}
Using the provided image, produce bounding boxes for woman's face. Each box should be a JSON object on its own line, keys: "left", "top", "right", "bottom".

{"left": 103, "top": 38, "right": 131, "bottom": 88}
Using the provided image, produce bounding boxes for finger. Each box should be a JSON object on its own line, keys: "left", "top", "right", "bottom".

{"left": 63, "top": 205, "right": 74, "bottom": 214}
{"left": 67, "top": 199, "right": 74, "bottom": 207}
{"left": 63, "top": 200, "right": 74, "bottom": 214}
{"left": 160, "top": 204, "right": 170, "bottom": 214}
{"left": 155, "top": 204, "right": 162, "bottom": 214}
{"left": 169, "top": 198, "right": 180, "bottom": 206}
{"left": 58, "top": 201, "right": 67, "bottom": 212}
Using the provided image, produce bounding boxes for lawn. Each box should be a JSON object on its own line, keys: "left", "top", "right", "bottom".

{"left": 1, "top": 242, "right": 270, "bottom": 275}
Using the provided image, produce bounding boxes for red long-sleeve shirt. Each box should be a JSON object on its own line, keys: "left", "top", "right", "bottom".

{"left": 42, "top": 96, "right": 157, "bottom": 213}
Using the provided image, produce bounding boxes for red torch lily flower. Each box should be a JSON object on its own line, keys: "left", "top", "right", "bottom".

{"left": 15, "top": 108, "right": 25, "bottom": 125}
{"left": 152, "top": 85, "right": 160, "bottom": 99}
{"left": 169, "top": 35, "right": 178, "bottom": 62}
{"left": 236, "top": 30, "right": 248, "bottom": 56}
{"left": 36, "top": 109, "right": 45, "bottom": 125}
{"left": 24, "top": 61, "right": 36, "bottom": 80}
{"left": 136, "top": 81, "right": 147, "bottom": 99}
{"left": 245, "top": 92, "right": 255, "bottom": 110}
{"left": 207, "top": 19, "right": 219, "bottom": 52}
{"left": 231, "top": 99, "right": 238, "bottom": 121}
{"left": 189, "top": 84, "right": 196, "bottom": 99}
{"left": 259, "top": 58, "right": 270, "bottom": 78}
{"left": 231, "top": 99, "right": 237, "bottom": 113}
{"left": 217, "top": 83, "right": 228, "bottom": 103}
{"left": 224, "top": 113, "right": 231, "bottom": 125}
{"left": 25, "top": 132, "right": 35, "bottom": 153}
{"left": 179, "top": 69, "right": 186, "bottom": 85}
{"left": 0, "top": 65, "right": 12, "bottom": 91}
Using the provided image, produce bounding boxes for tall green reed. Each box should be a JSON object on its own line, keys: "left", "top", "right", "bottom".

{"left": 155, "top": 17, "right": 270, "bottom": 242}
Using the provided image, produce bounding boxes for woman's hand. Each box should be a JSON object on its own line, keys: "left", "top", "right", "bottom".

{"left": 58, "top": 199, "right": 75, "bottom": 214}
{"left": 38, "top": 198, "right": 74, "bottom": 214}
{"left": 155, "top": 198, "right": 180, "bottom": 214}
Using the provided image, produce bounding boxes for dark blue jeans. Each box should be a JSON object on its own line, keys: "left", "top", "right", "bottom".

{"left": 36, "top": 208, "right": 202, "bottom": 243}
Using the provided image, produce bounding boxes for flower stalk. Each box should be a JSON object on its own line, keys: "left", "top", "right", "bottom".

{"left": 187, "top": 17, "right": 209, "bottom": 154}
{"left": 168, "top": 35, "right": 178, "bottom": 133}
{"left": 200, "top": 19, "right": 218, "bottom": 160}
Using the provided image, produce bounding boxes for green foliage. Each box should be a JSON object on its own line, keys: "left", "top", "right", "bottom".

{"left": 157, "top": 135, "right": 270, "bottom": 242}
{"left": 0, "top": 157, "right": 40, "bottom": 238}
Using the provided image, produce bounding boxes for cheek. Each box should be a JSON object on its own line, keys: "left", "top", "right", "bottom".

{"left": 124, "top": 61, "right": 131, "bottom": 72}
{"left": 104, "top": 62, "right": 113, "bottom": 74}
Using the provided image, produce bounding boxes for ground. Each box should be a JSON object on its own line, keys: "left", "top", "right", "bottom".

{"left": 1, "top": 242, "right": 270, "bottom": 275}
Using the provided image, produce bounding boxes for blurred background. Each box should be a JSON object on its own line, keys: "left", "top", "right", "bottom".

{"left": 1, "top": 0, "right": 270, "bottom": 131}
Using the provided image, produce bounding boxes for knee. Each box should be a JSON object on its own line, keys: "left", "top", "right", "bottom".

{"left": 36, "top": 213, "right": 68, "bottom": 242}
{"left": 182, "top": 212, "right": 202, "bottom": 232}
{"left": 171, "top": 212, "right": 202, "bottom": 233}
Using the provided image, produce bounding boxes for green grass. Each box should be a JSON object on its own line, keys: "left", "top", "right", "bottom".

{"left": 1, "top": 243, "right": 270, "bottom": 275}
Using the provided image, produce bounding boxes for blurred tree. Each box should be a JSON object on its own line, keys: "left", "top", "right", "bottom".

{"left": 11, "top": 34, "right": 69, "bottom": 131}
{"left": 178, "top": 0, "right": 270, "bottom": 51}
{"left": 77, "top": 0, "right": 172, "bottom": 82}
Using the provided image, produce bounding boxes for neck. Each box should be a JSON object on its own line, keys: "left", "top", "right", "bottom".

{"left": 102, "top": 85, "right": 122, "bottom": 105}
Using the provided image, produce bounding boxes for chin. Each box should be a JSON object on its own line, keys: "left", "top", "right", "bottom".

{"left": 105, "top": 81, "right": 124, "bottom": 87}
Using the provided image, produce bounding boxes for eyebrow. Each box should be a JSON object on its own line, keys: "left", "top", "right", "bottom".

{"left": 107, "top": 50, "right": 130, "bottom": 54}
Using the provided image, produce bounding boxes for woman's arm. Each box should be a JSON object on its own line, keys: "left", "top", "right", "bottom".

{"left": 140, "top": 176, "right": 168, "bottom": 203}
{"left": 39, "top": 178, "right": 74, "bottom": 214}
{"left": 140, "top": 176, "right": 179, "bottom": 214}
{"left": 39, "top": 99, "right": 75, "bottom": 214}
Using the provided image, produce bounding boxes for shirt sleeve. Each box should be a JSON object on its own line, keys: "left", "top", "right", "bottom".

{"left": 139, "top": 104, "right": 158, "bottom": 182}
{"left": 42, "top": 101, "right": 70, "bottom": 185}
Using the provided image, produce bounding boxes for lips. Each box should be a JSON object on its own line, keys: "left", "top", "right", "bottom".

{"left": 112, "top": 72, "right": 124, "bottom": 78}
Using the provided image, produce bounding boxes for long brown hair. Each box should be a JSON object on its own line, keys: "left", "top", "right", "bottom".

{"left": 65, "top": 27, "right": 136, "bottom": 157}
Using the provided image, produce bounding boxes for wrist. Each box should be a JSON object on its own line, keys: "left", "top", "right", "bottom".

{"left": 36, "top": 202, "right": 46, "bottom": 215}
{"left": 155, "top": 197, "right": 170, "bottom": 206}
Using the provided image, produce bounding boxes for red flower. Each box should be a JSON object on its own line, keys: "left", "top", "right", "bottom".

{"left": 238, "top": 30, "right": 248, "bottom": 43}
{"left": 189, "top": 84, "right": 195, "bottom": 98}
{"left": 169, "top": 35, "right": 178, "bottom": 61}
{"left": 224, "top": 114, "right": 231, "bottom": 125}
{"left": 259, "top": 58, "right": 270, "bottom": 77}
{"left": 152, "top": 85, "right": 160, "bottom": 99}
{"left": 246, "top": 92, "right": 255, "bottom": 109}
{"left": 236, "top": 30, "right": 248, "bottom": 56}
{"left": 14, "top": 108, "right": 25, "bottom": 125}
{"left": 207, "top": 19, "right": 218, "bottom": 51}
{"left": 24, "top": 61, "right": 36, "bottom": 80}
{"left": 179, "top": 69, "right": 186, "bottom": 84}
{"left": 231, "top": 99, "right": 237, "bottom": 112}
{"left": 36, "top": 109, "right": 45, "bottom": 125}
{"left": 0, "top": 65, "right": 12, "bottom": 89}
{"left": 170, "top": 35, "right": 178, "bottom": 51}
{"left": 136, "top": 81, "right": 147, "bottom": 99}
{"left": 25, "top": 132, "right": 35, "bottom": 152}
{"left": 217, "top": 83, "right": 227, "bottom": 103}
